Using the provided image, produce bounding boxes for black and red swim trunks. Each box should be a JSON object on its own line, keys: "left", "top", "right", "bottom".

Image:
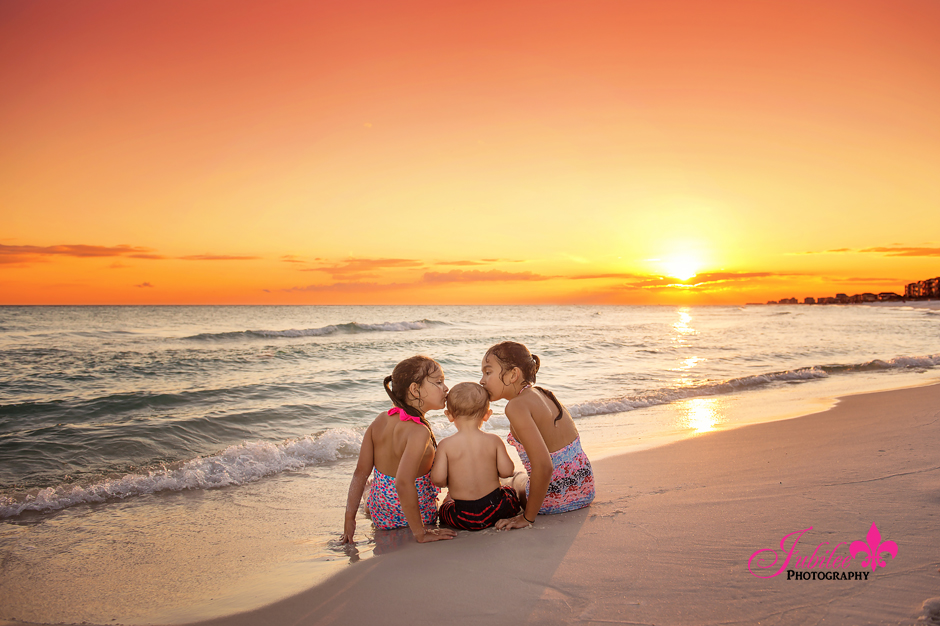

{"left": 439, "top": 485, "right": 521, "bottom": 531}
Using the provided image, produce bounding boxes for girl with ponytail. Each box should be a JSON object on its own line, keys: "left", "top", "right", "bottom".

{"left": 479, "top": 342, "right": 595, "bottom": 530}
{"left": 341, "top": 356, "right": 456, "bottom": 544}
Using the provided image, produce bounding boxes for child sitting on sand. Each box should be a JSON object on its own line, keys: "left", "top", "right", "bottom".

{"left": 480, "top": 341, "right": 595, "bottom": 531}
{"left": 341, "top": 356, "right": 457, "bottom": 544}
{"left": 431, "top": 382, "right": 520, "bottom": 530}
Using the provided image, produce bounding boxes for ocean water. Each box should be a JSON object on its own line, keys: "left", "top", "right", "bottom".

{"left": 1, "top": 304, "right": 939, "bottom": 519}
{"left": 2, "top": 304, "right": 940, "bottom": 623}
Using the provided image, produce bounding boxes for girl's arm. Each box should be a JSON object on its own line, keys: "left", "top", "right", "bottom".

{"left": 496, "top": 402, "right": 552, "bottom": 530}
{"left": 429, "top": 441, "right": 448, "bottom": 488}
{"left": 341, "top": 424, "right": 375, "bottom": 544}
{"left": 395, "top": 427, "right": 457, "bottom": 543}
{"left": 494, "top": 436, "right": 515, "bottom": 479}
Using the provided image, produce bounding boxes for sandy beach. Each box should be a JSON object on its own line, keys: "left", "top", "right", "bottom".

{"left": 170, "top": 382, "right": 940, "bottom": 626}
{"left": 2, "top": 382, "right": 938, "bottom": 626}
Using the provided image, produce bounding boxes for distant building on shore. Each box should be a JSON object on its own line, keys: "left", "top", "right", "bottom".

{"left": 759, "top": 274, "right": 937, "bottom": 305}
{"left": 878, "top": 292, "right": 903, "bottom": 301}
{"left": 905, "top": 277, "right": 940, "bottom": 299}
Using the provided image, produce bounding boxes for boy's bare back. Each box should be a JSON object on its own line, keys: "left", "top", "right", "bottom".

{"left": 432, "top": 428, "right": 514, "bottom": 501}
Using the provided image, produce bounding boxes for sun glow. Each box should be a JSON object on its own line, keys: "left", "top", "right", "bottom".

{"left": 664, "top": 258, "right": 699, "bottom": 282}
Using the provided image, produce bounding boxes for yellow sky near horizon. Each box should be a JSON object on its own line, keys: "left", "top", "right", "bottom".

{"left": 2, "top": 0, "right": 939, "bottom": 304}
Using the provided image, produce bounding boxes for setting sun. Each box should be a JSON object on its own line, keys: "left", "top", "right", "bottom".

{"left": 663, "top": 258, "right": 700, "bottom": 282}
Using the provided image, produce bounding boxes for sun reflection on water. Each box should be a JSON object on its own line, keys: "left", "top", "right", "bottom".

{"left": 671, "top": 308, "right": 702, "bottom": 387}
{"left": 677, "top": 397, "right": 724, "bottom": 433}
{"left": 672, "top": 307, "right": 696, "bottom": 348}
{"left": 674, "top": 308, "right": 693, "bottom": 334}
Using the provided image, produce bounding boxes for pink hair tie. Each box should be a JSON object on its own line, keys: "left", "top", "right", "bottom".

{"left": 389, "top": 407, "right": 421, "bottom": 424}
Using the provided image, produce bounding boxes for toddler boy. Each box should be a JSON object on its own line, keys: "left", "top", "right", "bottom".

{"left": 431, "top": 382, "right": 520, "bottom": 530}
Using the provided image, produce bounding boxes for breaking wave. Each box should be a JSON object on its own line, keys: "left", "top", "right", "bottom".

{"left": 0, "top": 429, "right": 362, "bottom": 518}
{"left": 568, "top": 354, "right": 940, "bottom": 418}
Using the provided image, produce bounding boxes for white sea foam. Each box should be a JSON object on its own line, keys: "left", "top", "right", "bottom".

{"left": 0, "top": 428, "right": 363, "bottom": 518}
{"left": 567, "top": 367, "right": 829, "bottom": 417}
{"left": 882, "top": 354, "right": 940, "bottom": 368}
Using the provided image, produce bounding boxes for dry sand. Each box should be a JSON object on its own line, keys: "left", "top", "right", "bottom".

{"left": 188, "top": 383, "right": 940, "bottom": 626}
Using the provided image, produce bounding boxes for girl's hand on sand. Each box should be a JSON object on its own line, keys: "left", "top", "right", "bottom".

{"left": 495, "top": 514, "right": 532, "bottom": 531}
{"left": 415, "top": 527, "right": 457, "bottom": 543}
{"left": 340, "top": 521, "right": 356, "bottom": 544}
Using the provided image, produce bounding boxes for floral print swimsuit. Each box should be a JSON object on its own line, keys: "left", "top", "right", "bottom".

{"left": 366, "top": 467, "right": 440, "bottom": 530}
{"left": 507, "top": 431, "right": 595, "bottom": 515}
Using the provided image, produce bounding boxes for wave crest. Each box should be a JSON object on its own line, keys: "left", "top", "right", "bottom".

{"left": 0, "top": 428, "right": 362, "bottom": 518}
{"left": 183, "top": 319, "right": 446, "bottom": 341}
{"left": 568, "top": 354, "right": 940, "bottom": 418}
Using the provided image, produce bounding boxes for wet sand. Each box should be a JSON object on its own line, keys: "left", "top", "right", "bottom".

{"left": 183, "top": 382, "right": 940, "bottom": 626}
{"left": 3, "top": 382, "right": 939, "bottom": 626}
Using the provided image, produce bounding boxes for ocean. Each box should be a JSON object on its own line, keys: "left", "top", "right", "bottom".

{"left": 1, "top": 304, "right": 938, "bottom": 623}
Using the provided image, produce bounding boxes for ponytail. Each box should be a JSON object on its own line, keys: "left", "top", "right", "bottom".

{"left": 384, "top": 358, "right": 439, "bottom": 447}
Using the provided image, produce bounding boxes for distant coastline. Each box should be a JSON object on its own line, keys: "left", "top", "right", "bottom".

{"left": 756, "top": 274, "right": 939, "bottom": 305}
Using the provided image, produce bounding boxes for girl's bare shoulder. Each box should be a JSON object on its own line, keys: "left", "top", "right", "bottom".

{"left": 369, "top": 410, "right": 393, "bottom": 428}
{"left": 505, "top": 394, "right": 537, "bottom": 415}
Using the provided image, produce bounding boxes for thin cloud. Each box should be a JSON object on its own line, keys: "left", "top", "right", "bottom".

{"left": 0, "top": 243, "right": 257, "bottom": 264}
{"left": 135, "top": 282, "right": 154, "bottom": 288}
{"left": 793, "top": 248, "right": 852, "bottom": 255}
{"left": 281, "top": 267, "right": 550, "bottom": 292}
{"left": 422, "top": 270, "right": 554, "bottom": 283}
{"left": 0, "top": 243, "right": 156, "bottom": 263}
{"left": 302, "top": 257, "right": 425, "bottom": 280}
{"left": 831, "top": 276, "right": 901, "bottom": 283}
{"left": 569, "top": 272, "right": 646, "bottom": 280}
{"left": 796, "top": 245, "right": 940, "bottom": 257}
{"left": 433, "top": 259, "right": 527, "bottom": 266}
{"left": 283, "top": 281, "right": 406, "bottom": 293}
{"left": 620, "top": 271, "right": 783, "bottom": 290}
{"left": 860, "top": 246, "right": 940, "bottom": 257}
{"left": 178, "top": 255, "right": 261, "bottom": 261}
{"left": 689, "top": 271, "right": 779, "bottom": 284}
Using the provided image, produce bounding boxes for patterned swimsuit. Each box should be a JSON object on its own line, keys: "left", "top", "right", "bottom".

{"left": 367, "top": 467, "right": 440, "bottom": 530}
{"left": 507, "top": 431, "right": 595, "bottom": 515}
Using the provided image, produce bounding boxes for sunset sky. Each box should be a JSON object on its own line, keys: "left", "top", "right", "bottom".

{"left": 2, "top": 0, "right": 939, "bottom": 304}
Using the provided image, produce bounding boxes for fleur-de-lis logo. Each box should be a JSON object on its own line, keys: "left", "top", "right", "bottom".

{"left": 850, "top": 523, "right": 898, "bottom": 570}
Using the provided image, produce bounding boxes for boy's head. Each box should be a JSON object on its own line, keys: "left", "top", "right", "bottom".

{"left": 445, "top": 382, "right": 490, "bottom": 420}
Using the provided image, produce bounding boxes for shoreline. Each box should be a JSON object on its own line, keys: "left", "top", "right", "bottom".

{"left": 2, "top": 379, "right": 940, "bottom": 625}
{"left": 182, "top": 382, "right": 940, "bottom": 626}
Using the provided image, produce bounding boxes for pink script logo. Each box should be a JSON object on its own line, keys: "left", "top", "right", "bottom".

{"left": 748, "top": 523, "right": 898, "bottom": 579}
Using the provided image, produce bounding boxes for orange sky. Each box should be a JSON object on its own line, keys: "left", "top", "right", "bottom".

{"left": 2, "top": 0, "right": 939, "bottom": 304}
